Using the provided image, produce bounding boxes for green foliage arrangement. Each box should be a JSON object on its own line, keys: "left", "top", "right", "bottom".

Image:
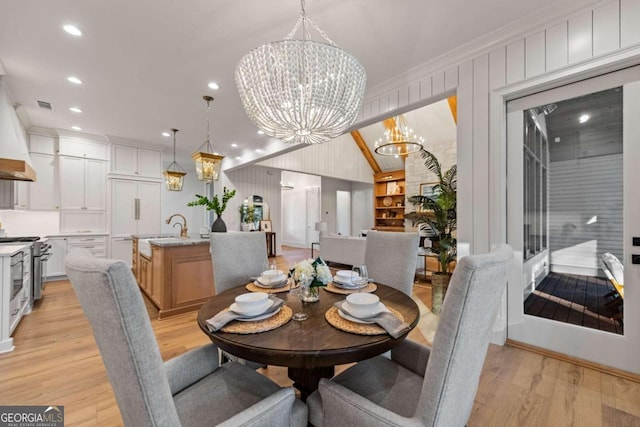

{"left": 187, "top": 187, "right": 237, "bottom": 217}
{"left": 405, "top": 149, "right": 457, "bottom": 273}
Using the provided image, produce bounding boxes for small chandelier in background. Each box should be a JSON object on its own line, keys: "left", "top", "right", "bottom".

{"left": 374, "top": 116, "right": 424, "bottom": 157}
{"left": 235, "top": 0, "right": 366, "bottom": 145}
{"left": 192, "top": 96, "right": 224, "bottom": 182}
{"left": 164, "top": 128, "right": 186, "bottom": 191}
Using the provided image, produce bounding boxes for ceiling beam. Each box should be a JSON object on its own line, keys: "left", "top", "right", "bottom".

{"left": 447, "top": 96, "right": 457, "bottom": 124}
{"left": 350, "top": 130, "right": 382, "bottom": 174}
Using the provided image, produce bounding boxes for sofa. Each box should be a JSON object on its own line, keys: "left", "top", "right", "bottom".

{"left": 319, "top": 235, "right": 366, "bottom": 266}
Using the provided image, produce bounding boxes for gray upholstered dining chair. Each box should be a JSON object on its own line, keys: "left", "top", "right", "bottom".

{"left": 65, "top": 249, "right": 307, "bottom": 427}
{"left": 210, "top": 231, "right": 268, "bottom": 293}
{"left": 210, "top": 231, "right": 269, "bottom": 368}
{"left": 307, "top": 244, "right": 513, "bottom": 427}
{"left": 364, "top": 231, "right": 420, "bottom": 296}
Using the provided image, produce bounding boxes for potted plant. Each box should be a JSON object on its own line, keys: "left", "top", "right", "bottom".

{"left": 187, "top": 187, "right": 237, "bottom": 232}
{"left": 239, "top": 204, "right": 257, "bottom": 231}
{"left": 405, "top": 149, "right": 457, "bottom": 314}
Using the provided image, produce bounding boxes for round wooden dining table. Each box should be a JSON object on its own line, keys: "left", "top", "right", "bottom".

{"left": 197, "top": 283, "right": 420, "bottom": 400}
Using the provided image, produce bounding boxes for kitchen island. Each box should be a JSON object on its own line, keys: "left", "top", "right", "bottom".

{"left": 133, "top": 235, "right": 215, "bottom": 319}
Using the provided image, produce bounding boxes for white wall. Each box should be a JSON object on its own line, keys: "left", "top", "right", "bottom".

{"left": 214, "top": 164, "right": 283, "bottom": 254}
{"left": 351, "top": 182, "right": 374, "bottom": 235}
{"left": 344, "top": 0, "right": 640, "bottom": 344}
{"left": 256, "top": 133, "right": 373, "bottom": 184}
{"left": 160, "top": 153, "right": 208, "bottom": 236}
{"left": 0, "top": 210, "right": 59, "bottom": 237}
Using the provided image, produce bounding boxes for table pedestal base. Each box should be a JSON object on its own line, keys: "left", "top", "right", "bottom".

{"left": 288, "top": 366, "right": 335, "bottom": 401}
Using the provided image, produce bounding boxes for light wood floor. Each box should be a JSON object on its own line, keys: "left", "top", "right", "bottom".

{"left": 1, "top": 247, "right": 639, "bottom": 426}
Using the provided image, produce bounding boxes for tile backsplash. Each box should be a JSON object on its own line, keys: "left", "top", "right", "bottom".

{"left": 0, "top": 210, "right": 60, "bottom": 237}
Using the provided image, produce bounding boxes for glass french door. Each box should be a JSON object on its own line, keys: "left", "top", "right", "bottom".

{"left": 506, "top": 66, "right": 640, "bottom": 374}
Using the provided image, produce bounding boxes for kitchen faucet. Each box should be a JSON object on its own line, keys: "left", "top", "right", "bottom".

{"left": 166, "top": 214, "right": 188, "bottom": 238}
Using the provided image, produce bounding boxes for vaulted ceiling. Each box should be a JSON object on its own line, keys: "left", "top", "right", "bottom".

{"left": 0, "top": 0, "right": 593, "bottom": 167}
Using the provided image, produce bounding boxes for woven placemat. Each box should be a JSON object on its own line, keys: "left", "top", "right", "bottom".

{"left": 325, "top": 306, "right": 404, "bottom": 335}
{"left": 324, "top": 282, "right": 377, "bottom": 295}
{"left": 245, "top": 281, "right": 291, "bottom": 294}
{"left": 220, "top": 305, "right": 293, "bottom": 334}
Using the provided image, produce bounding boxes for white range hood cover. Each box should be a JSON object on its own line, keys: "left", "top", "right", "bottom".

{"left": 0, "top": 76, "right": 36, "bottom": 181}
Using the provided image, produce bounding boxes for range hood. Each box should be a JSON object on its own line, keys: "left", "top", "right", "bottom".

{"left": 0, "top": 158, "right": 36, "bottom": 181}
{"left": 0, "top": 77, "right": 36, "bottom": 182}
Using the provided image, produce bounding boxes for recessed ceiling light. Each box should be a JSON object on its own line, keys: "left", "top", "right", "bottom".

{"left": 235, "top": 156, "right": 243, "bottom": 160}
{"left": 231, "top": 143, "right": 238, "bottom": 148}
{"left": 71, "top": 126, "right": 82, "bottom": 131}
{"left": 63, "top": 24, "right": 82, "bottom": 36}
{"left": 579, "top": 114, "right": 590, "bottom": 123}
{"left": 208, "top": 82, "right": 219, "bottom": 90}
{"left": 67, "top": 76, "right": 82, "bottom": 85}
{"left": 162, "top": 132, "right": 171, "bottom": 137}
{"left": 255, "top": 149, "right": 264, "bottom": 153}
{"left": 257, "top": 130, "right": 265, "bottom": 135}
{"left": 69, "top": 107, "right": 82, "bottom": 113}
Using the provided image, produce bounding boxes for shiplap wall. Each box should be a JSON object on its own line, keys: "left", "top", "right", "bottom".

{"left": 256, "top": 132, "right": 373, "bottom": 183}
{"left": 352, "top": 0, "right": 640, "bottom": 257}
{"left": 345, "top": 0, "right": 640, "bottom": 342}
{"left": 549, "top": 154, "right": 623, "bottom": 275}
{"left": 218, "top": 165, "right": 283, "bottom": 254}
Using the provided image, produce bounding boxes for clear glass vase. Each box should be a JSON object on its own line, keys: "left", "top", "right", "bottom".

{"left": 299, "top": 280, "right": 320, "bottom": 303}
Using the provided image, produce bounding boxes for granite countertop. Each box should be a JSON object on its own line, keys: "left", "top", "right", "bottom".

{"left": 0, "top": 243, "right": 32, "bottom": 256}
{"left": 136, "top": 234, "right": 209, "bottom": 247}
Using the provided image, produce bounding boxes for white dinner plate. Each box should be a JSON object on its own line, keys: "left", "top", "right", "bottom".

{"left": 235, "top": 307, "right": 281, "bottom": 322}
{"left": 338, "top": 309, "right": 376, "bottom": 324}
{"left": 342, "top": 301, "right": 386, "bottom": 318}
{"left": 230, "top": 299, "right": 274, "bottom": 316}
{"left": 255, "top": 278, "right": 289, "bottom": 288}
{"left": 333, "top": 277, "right": 368, "bottom": 289}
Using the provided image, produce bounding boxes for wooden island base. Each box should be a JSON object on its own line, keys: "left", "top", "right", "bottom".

{"left": 134, "top": 237, "right": 215, "bottom": 319}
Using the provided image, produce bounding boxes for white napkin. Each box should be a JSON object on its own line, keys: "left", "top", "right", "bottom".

{"left": 335, "top": 301, "right": 410, "bottom": 338}
{"left": 206, "top": 296, "right": 284, "bottom": 332}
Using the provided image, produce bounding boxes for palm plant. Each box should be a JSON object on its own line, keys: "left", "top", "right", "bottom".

{"left": 405, "top": 149, "right": 457, "bottom": 273}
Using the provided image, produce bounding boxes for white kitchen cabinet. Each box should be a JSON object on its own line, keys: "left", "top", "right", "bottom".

{"left": 0, "top": 244, "right": 32, "bottom": 353}
{"left": 46, "top": 237, "right": 67, "bottom": 279}
{"left": 28, "top": 153, "right": 57, "bottom": 210}
{"left": 110, "top": 179, "right": 161, "bottom": 264}
{"left": 111, "top": 179, "right": 161, "bottom": 237}
{"left": 67, "top": 235, "right": 107, "bottom": 257}
{"left": 29, "top": 133, "right": 56, "bottom": 155}
{"left": 111, "top": 144, "right": 162, "bottom": 178}
{"left": 58, "top": 137, "right": 108, "bottom": 160}
{"left": 110, "top": 237, "right": 133, "bottom": 265}
{"left": 59, "top": 156, "right": 107, "bottom": 210}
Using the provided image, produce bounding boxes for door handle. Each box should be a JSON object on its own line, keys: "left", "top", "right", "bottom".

{"left": 134, "top": 198, "right": 140, "bottom": 220}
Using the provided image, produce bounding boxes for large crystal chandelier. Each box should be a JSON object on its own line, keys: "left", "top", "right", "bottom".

{"left": 192, "top": 96, "right": 224, "bottom": 182}
{"left": 374, "top": 116, "right": 424, "bottom": 156}
{"left": 235, "top": 0, "right": 366, "bottom": 145}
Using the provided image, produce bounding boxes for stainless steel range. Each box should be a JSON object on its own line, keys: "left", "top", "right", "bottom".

{"left": 0, "top": 236, "right": 51, "bottom": 301}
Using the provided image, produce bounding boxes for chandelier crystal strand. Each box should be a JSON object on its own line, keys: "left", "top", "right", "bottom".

{"left": 235, "top": 0, "right": 366, "bottom": 145}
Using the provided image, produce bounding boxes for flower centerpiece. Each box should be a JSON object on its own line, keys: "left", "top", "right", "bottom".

{"left": 289, "top": 257, "right": 332, "bottom": 302}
